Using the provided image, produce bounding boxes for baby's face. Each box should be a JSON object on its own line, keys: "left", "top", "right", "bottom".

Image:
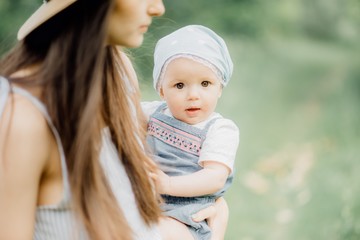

{"left": 159, "top": 58, "right": 222, "bottom": 125}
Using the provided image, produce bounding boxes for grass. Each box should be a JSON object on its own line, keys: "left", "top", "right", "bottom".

{"left": 139, "top": 35, "right": 360, "bottom": 240}
{"left": 222, "top": 36, "right": 359, "bottom": 240}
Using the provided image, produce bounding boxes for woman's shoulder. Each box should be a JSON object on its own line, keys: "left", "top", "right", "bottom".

{"left": 0, "top": 93, "right": 53, "bottom": 239}
{"left": 0, "top": 93, "right": 51, "bottom": 169}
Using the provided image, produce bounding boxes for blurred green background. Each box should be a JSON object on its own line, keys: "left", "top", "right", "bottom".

{"left": 1, "top": 0, "right": 359, "bottom": 239}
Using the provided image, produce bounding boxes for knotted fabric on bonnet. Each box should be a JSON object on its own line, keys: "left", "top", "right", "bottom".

{"left": 153, "top": 25, "right": 233, "bottom": 91}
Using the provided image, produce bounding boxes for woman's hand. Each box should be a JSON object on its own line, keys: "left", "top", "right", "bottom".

{"left": 192, "top": 197, "right": 229, "bottom": 240}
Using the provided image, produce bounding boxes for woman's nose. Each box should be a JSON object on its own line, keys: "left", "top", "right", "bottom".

{"left": 148, "top": 0, "right": 165, "bottom": 17}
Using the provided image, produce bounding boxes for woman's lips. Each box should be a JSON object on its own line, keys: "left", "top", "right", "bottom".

{"left": 140, "top": 25, "right": 149, "bottom": 33}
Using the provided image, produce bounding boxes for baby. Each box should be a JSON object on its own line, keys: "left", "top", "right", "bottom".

{"left": 142, "top": 25, "right": 239, "bottom": 240}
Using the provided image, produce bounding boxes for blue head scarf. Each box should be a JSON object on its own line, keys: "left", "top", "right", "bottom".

{"left": 153, "top": 25, "right": 233, "bottom": 91}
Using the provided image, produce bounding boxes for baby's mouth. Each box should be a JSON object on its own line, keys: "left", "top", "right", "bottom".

{"left": 186, "top": 107, "right": 200, "bottom": 112}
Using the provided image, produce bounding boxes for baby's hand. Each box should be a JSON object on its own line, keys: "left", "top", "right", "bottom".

{"left": 150, "top": 169, "right": 171, "bottom": 194}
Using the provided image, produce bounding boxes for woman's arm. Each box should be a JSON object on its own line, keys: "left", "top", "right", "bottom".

{"left": 0, "top": 95, "right": 49, "bottom": 239}
{"left": 158, "top": 197, "right": 229, "bottom": 240}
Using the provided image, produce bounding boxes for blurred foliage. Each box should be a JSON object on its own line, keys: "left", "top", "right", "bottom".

{"left": 1, "top": 0, "right": 360, "bottom": 239}
{"left": 130, "top": 0, "right": 360, "bottom": 82}
{"left": 0, "top": 0, "right": 38, "bottom": 54}
{"left": 1, "top": 0, "right": 359, "bottom": 66}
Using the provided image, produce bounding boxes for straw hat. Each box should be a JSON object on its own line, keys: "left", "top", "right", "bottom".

{"left": 17, "top": 0, "right": 77, "bottom": 40}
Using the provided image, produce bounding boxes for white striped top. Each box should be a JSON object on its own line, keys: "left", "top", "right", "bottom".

{"left": 0, "top": 77, "right": 161, "bottom": 240}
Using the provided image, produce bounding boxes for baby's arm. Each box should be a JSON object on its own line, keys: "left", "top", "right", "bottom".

{"left": 154, "top": 161, "right": 229, "bottom": 197}
{"left": 154, "top": 118, "right": 239, "bottom": 197}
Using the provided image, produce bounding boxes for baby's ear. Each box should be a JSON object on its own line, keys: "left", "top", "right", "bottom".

{"left": 218, "top": 87, "right": 223, "bottom": 98}
{"left": 159, "top": 87, "right": 165, "bottom": 99}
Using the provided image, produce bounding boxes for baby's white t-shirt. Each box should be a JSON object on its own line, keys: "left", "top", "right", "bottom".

{"left": 141, "top": 101, "right": 239, "bottom": 173}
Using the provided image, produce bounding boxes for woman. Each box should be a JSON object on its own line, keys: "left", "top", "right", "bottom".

{"left": 0, "top": 0, "right": 227, "bottom": 239}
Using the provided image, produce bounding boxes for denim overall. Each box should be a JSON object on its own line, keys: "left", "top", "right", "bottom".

{"left": 147, "top": 103, "right": 233, "bottom": 240}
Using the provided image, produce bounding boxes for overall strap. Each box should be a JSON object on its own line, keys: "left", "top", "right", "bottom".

{"left": 154, "top": 102, "right": 167, "bottom": 113}
{"left": 0, "top": 76, "right": 71, "bottom": 204}
{"left": 203, "top": 116, "right": 221, "bottom": 134}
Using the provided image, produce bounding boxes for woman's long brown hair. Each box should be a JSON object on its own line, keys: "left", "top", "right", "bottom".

{"left": 0, "top": 0, "right": 160, "bottom": 239}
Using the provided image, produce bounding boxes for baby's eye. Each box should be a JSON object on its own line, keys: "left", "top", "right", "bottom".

{"left": 175, "top": 83, "right": 184, "bottom": 89}
{"left": 201, "top": 81, "right": 210, "bottom": 87}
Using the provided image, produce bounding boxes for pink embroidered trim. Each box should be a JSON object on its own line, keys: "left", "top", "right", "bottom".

{"left": 148, "top": 118, "right": 202, "bottom": 156}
